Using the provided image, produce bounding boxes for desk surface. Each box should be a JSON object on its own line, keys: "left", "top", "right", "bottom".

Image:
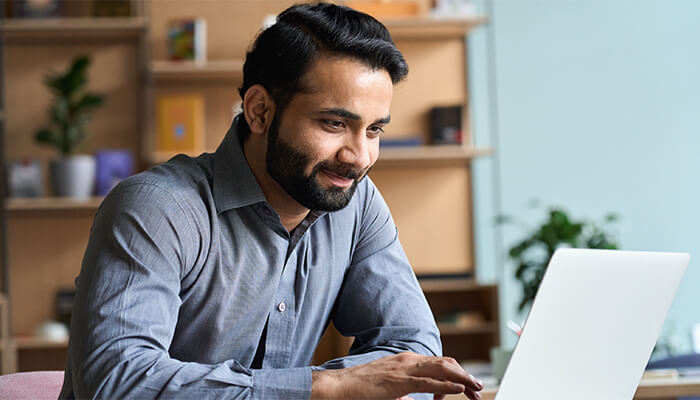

{"left": 445, "top": 376, "right": 700, "bottom": 400}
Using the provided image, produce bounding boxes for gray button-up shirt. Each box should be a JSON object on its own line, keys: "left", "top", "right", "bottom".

{"left": 60, "top": 125, "right": 441, "bottom": 399}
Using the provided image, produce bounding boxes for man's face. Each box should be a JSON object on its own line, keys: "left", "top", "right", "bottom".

{"left": 265, "top": 56, "right": 393, "bottom": 211}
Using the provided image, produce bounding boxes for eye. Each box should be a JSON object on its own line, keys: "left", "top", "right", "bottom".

{"left": 367, "top": 125, "right": 385, "bottom": 138}
{"left": 322, "top": 119, "right": 346, "bottom": 130}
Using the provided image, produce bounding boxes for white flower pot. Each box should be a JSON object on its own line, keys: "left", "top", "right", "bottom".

{"left": 50, "top": 155, "right": 96, "bottom": 198}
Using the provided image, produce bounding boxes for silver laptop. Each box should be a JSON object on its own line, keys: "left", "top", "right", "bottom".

{"left": 495, "top": 248, "right": 689, "bottom": 400}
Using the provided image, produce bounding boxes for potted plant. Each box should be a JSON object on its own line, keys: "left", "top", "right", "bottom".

{"left": 34, "top": 55, "right": 104, "bottom": 198}
{"left": 498, "top": 204, "right": 620, "bottom": 313}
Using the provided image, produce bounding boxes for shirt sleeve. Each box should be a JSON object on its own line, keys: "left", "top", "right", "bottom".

{"left": 312, "top": 179, "right": 442, "bottom": 399}
{"left": 62, "top": 181, "right": 311, "bottom": 400}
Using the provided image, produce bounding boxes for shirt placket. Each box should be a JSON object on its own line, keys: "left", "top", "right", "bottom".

{"left": 264, "top": 250, "right": 298, "bottom": 367}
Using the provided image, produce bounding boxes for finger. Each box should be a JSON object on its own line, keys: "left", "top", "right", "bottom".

{"left": 464, "top": 389, "right": 482, "bottom": 400}
{"left": 433, "top": 394, "right": 446, "bottom": 400}
{"left": 444, "top": 358, "right": 484, "bottom": 392}
{"left": 415, "top": 357, "right": 484, "bottom": 392}
{"left": 407, "top": 376, "right": 465, "bottom": 395}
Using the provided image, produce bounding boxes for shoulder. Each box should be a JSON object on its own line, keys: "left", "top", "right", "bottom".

{"left": 332, "top": 175, "right": 394, "bottom": 239}
{"left": 352, "top": 175, "right": 390, "bottom": 219}
{"left": 123, "top": 154, "right": 211, "bottom": 198}
{"left": 100, "top": 154, "right": 214, "bottom": 230}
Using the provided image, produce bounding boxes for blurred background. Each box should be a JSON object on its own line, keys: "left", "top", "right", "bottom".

{"left": 0, "top": 0, "right": 698, "bottom": 386}
{"left": 468, "top": 0, "right": 700, "bottom": 356}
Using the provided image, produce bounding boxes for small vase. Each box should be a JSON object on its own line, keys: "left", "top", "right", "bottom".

{"left": 49, "top": 155, "right": 96, "bottom": 198}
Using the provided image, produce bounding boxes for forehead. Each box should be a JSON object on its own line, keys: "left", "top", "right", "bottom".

{"left": 290, "top": 56, "right": 394, "bottom": 118}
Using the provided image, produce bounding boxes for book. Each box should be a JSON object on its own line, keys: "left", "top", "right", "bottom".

{"left": 167, "top": 18, "right": 207, "bottom": 62}
{"left": 95, "top": 150, "right": 134, "bottom": 196}
{"left": 379, "top": 137, "right": 423, "bottom": 147}
{"left": 11, "top": 0, "right": 62, "bottom": 18}
{"left": 430, "top": 105, "right": 463, "bottom": 145}
{"left": 156, "top": 94, "right": 205, "bottom": 155}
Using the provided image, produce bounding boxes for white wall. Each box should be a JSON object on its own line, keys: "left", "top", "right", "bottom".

{"left": 469, "top": 0, "right": 700, "bottom": 352}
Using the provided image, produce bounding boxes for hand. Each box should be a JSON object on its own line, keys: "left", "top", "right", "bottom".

{"left": 311, "top": 352, "right": 483, "bottom": 400}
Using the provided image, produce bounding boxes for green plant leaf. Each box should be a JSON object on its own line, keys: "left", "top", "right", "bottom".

{"left": 35, "top": 128, "right": 60, "bottom": 147}
{"left": 550, "top": 209, "right": 569, "bottom": 226}
{"left": 50, "top": 97, "right": 70, "bottom": 125}
{"left": 65, "top": 56, "right": 90, "bottom": 94}
{"left": 63, "top": 126, "right": 81, "bottom": 155}
{"left": 76, "top": 93, "right": 104, "bottom": 109}
{"left": 38, "top": 55, "right": 103, "bottom": 154}
{"left": 509, "top": 238, "right": 534, "bottom": 259}
{"left": 514, "top": 261, "right": 529, "bottom": 280}
{"left": 509, "top": 203, "right": 621, "bottom": 314}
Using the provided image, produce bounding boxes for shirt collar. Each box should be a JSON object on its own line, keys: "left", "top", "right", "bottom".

{"left": 212, "top": 122, "right": 267, "bottom": 214}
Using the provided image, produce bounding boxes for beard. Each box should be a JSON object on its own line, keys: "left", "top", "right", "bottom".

{"left": 265, "top": 113, "right": 370, "bottom": 212}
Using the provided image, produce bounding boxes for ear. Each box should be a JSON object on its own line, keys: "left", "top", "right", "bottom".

{"left": 242, "top": 84, "right": 275, "bottom": 135}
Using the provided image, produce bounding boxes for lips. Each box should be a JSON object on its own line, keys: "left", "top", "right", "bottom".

{"left": 321, "top": 168, "right": 354, "bottom": 188}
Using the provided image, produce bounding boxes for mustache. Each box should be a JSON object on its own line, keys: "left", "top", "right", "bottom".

{"left": 315, "top": 160, "right": 368, "bottom": 181}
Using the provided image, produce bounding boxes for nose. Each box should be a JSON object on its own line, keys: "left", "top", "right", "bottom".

{"left": 337, "top": 131, "right": 372, "bottom": 170}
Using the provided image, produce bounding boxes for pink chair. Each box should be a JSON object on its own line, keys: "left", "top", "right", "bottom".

{"left": 0, "top": 371, "right": 64, "bottom": 399}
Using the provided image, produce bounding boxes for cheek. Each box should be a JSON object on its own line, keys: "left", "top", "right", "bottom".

{"left": 368, "top": 140, "right": 380, "bottom": 165}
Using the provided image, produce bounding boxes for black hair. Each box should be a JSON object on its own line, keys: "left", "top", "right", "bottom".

{"left": 236, "top": 2, "right": 408, "bottom": 141}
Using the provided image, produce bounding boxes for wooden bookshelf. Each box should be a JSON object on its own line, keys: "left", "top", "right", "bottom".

{"left": 420, "top": 277, "right": 485, "bottom": 293}
{"left": 0, "top": 17, "right": 148, "bottom": 41}
{"left": 421, "top": 282, "right": 500, "bottom": 361}
{"left": 438, "top": 322, "right": 498, "bottom": 336}
{"left": 151, "top": 60, "right": 244, "bottom": 82}
{"left": 382, "top": 16, "right": 488, "bottom": 40}
{"left": 376, "top": 145, "right": 493, "bottom": 168}
{"left": 13, "top": 336, "right": 68, "bottom": 350}
{"left": 6, "top": 197, "right": 103, "bottom": 213}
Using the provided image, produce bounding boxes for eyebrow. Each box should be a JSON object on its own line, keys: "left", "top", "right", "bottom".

{"left": 318, "top": 108, "right": 391, "bottom": 124}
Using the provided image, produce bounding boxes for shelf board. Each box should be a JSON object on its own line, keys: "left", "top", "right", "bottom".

{"left": 13, "top": 336, "right": 68, "bottom": 350}
{"left": 419, "top": 277, "right": 494, "bottom": 293}
{"left": 437, "top": 322, "right": 497, "bottom": 336}
{"left": 383, "top": 16, "right": 488, "bottom": 40}
{"left": 0, "top": 17, "right": 147, "bottom": 41}
{"left": 6, "top": 197, "right": 103, "bottom": 213}
{"left": 151, "top": 60, "right": 244, "bottom": 82}
{"left": 375, "top": 145, "right": 492, "bottom": 168}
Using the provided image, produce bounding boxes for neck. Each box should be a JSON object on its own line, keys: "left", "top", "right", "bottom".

{"left": 242, "top": 135, "right": 310, "bottom": 232}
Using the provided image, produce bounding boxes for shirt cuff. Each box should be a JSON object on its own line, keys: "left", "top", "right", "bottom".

{"left": 252, "top": 366, "right": 312, "bottom": 400}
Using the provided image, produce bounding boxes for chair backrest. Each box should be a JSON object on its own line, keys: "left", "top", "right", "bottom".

{"left": 0, "top": 371, "right": 64, "bottom": 400}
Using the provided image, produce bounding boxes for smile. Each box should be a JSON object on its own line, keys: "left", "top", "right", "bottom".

{"left": 321, "top": 168, "right": 354, "bottom": 188}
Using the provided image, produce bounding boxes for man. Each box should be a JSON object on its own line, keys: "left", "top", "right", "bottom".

{"left": 60, "top": 3, "right": 483, "bottom": 399}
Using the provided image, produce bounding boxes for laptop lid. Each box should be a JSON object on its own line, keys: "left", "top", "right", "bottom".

{"left": 495, "top": 248, "right": 689, "bottom": 400}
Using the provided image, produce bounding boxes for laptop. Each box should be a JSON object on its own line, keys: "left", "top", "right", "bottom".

{"left": 495, "top": 248, "right": 690, "bottom": 400}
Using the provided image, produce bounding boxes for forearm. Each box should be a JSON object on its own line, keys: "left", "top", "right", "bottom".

{"left": 311, "top": 346, "right": 438, "bottom": 400}
{"left": 70, "top": 345, "right": 311, "bottom": 399}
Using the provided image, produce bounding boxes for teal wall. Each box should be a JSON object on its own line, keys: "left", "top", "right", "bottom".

{"left": 468, "top": 0, "right": 700, "bottom": 352}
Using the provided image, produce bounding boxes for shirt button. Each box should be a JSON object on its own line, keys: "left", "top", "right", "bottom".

{"left": 277, "top": 302, "right": 286, "bottom": 312}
